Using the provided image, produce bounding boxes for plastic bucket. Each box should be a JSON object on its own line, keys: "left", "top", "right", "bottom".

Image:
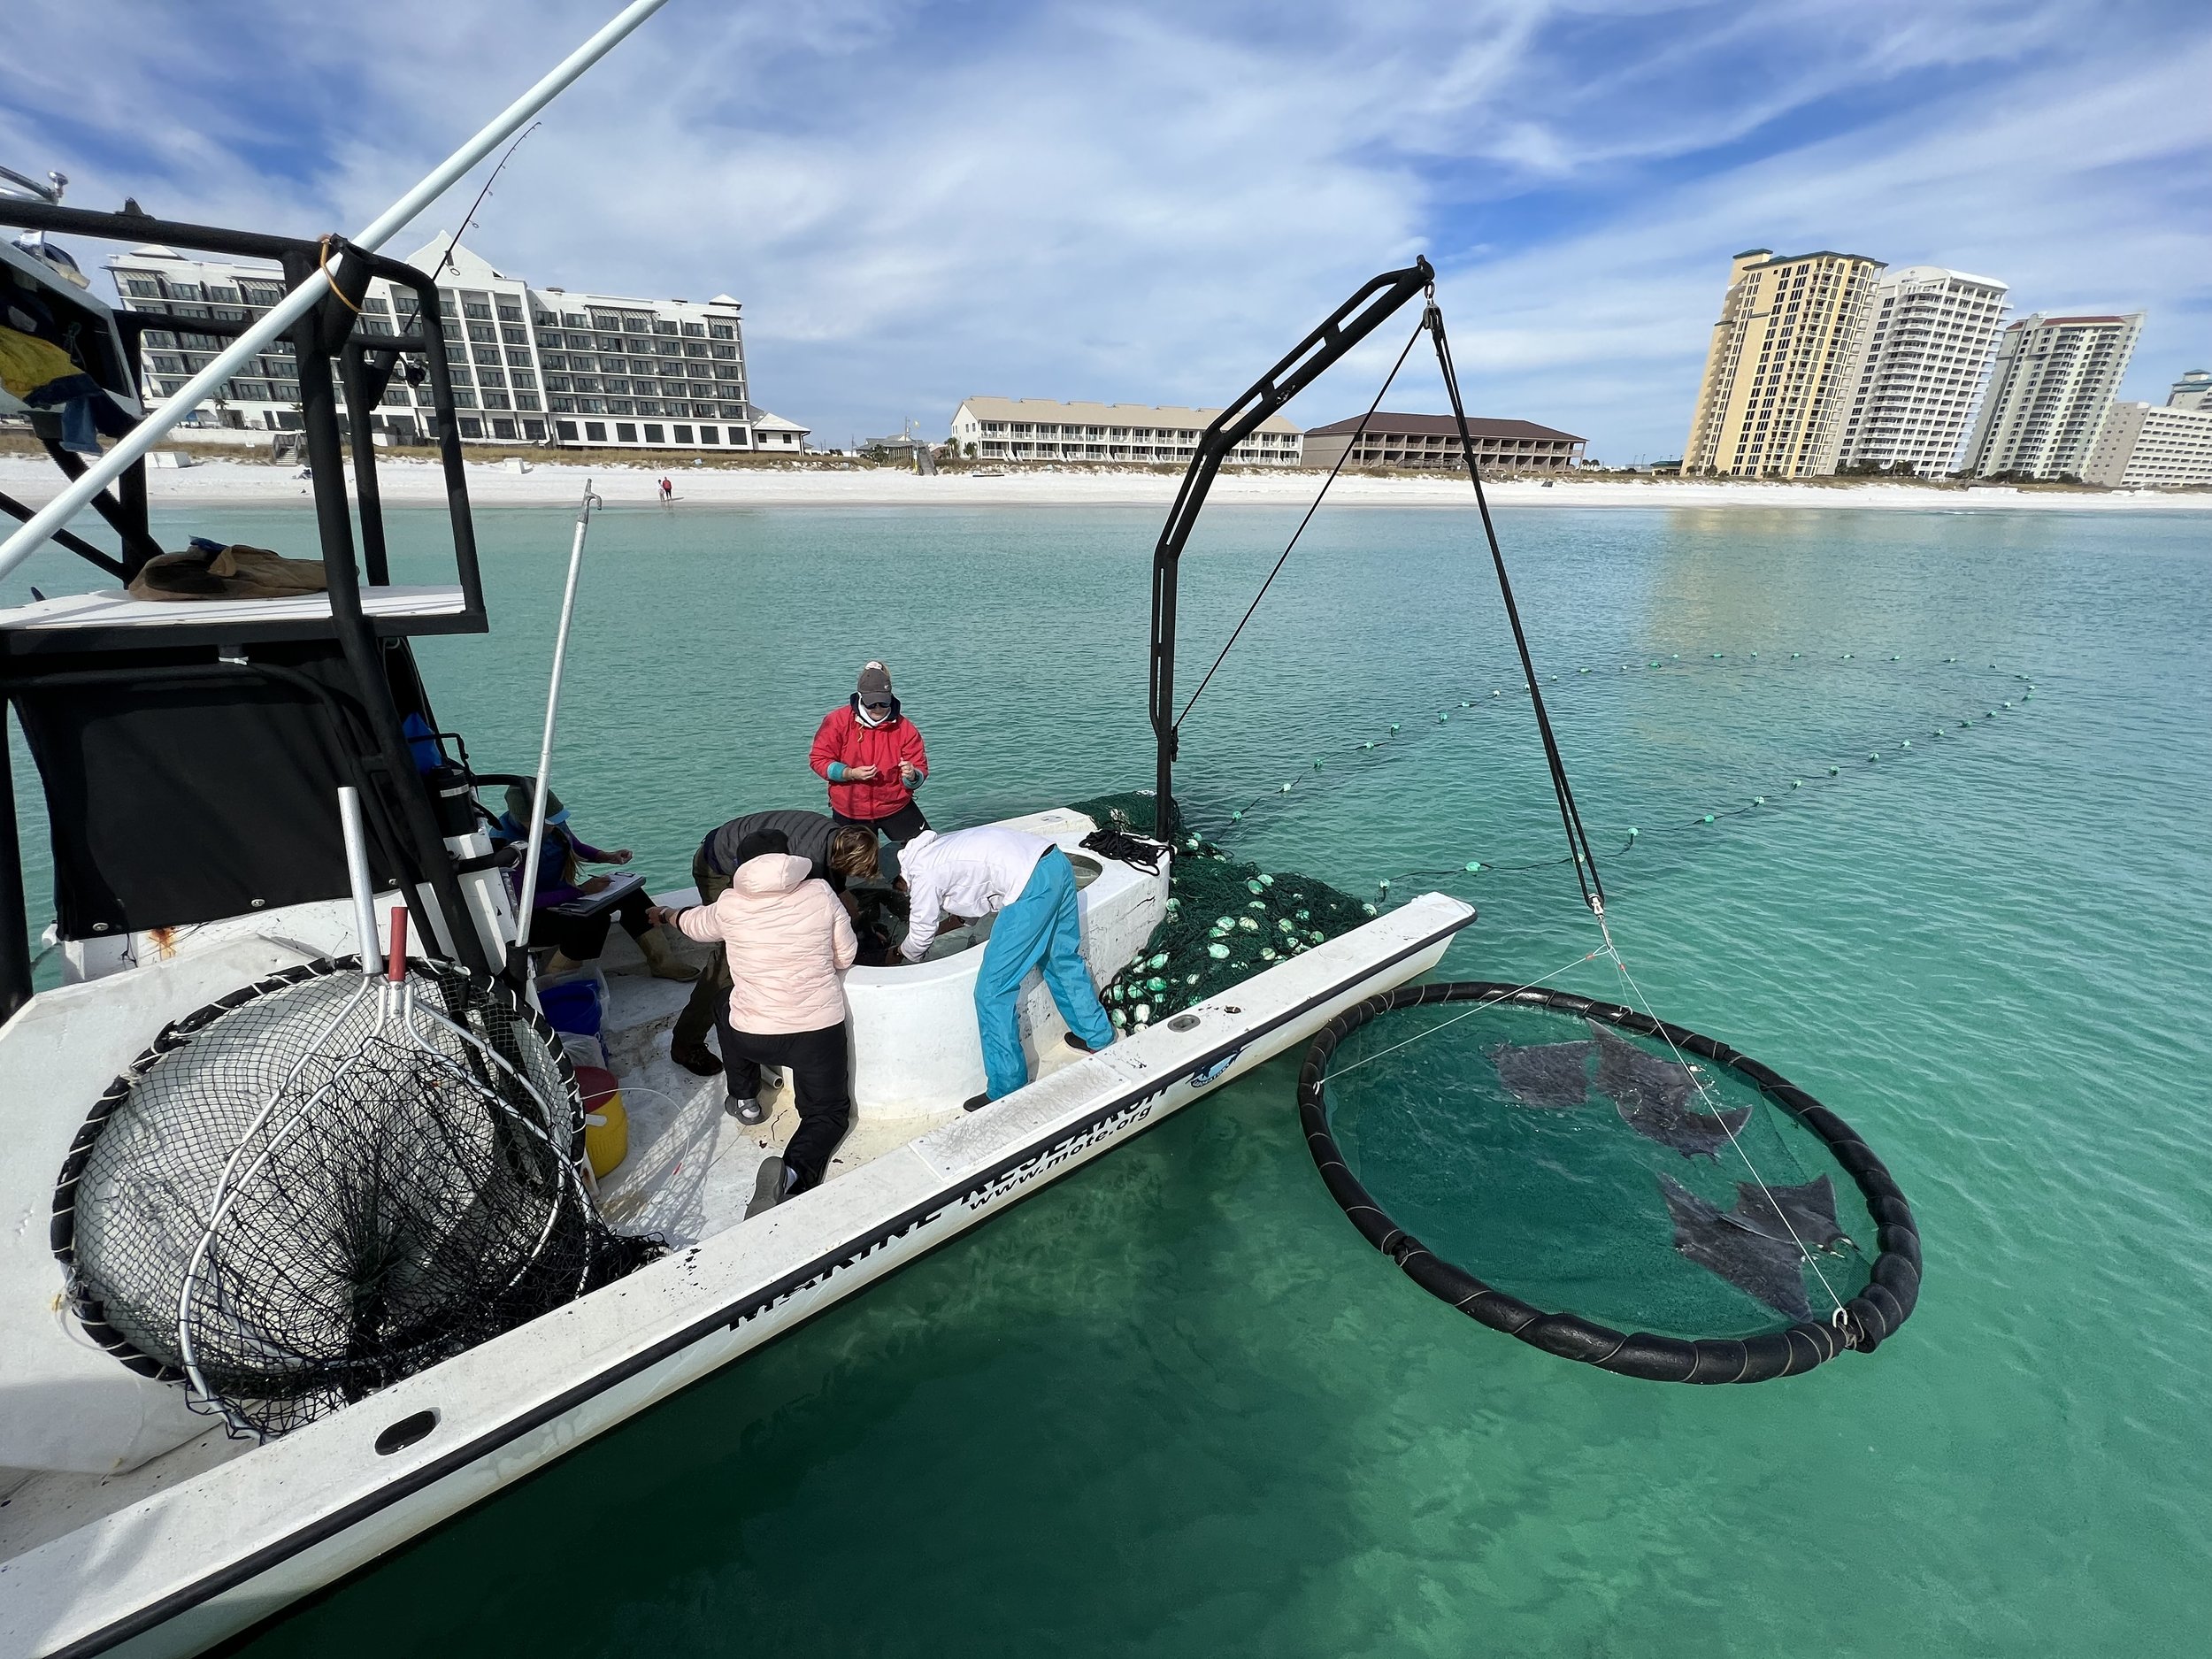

{"left": 574, "top": 1064, "right": 628, "bottom": 1178}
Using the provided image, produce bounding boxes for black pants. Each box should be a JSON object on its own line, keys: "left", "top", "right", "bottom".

{"left": 543, "top": 893, "right": 650, "bottom": 961}
{"left": 716, "top": 1017, "right": 852, "bottom": 1194}
{"left": 672, "top": 847, "right": 735, "bottom": 1053}
{"left": 834, "top": 800, "right": 928, "bottom": 846}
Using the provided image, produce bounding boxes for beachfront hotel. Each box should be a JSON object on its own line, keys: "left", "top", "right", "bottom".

{"left": 2082, "top": 376, "right": 2212, "bottom": 488}
{"left": 1958, "top": 311, "right": 2142, "bottom": 480}
{"left": 103, "top": 234, "right": 808, "bottom": 455}
{"left": 1819, "top": 265, "right": 2010, "bottom": 476}
{"left": 1302, "top": 411, "right": 1586, "bottom": 472}
{"left": 1681, "top": 248, "right": 1884, "bottom": 478}
{"left": 948, "top": 398, "right": 1302, "bottom": 465}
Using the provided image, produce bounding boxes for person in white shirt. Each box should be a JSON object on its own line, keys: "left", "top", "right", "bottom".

{"left": 898, "top": 826, "right": 1116, "bottom": 1110}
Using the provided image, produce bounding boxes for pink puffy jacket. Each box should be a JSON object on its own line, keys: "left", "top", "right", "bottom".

{"left": 677, "top": 853, "right": 856, "bottom": 1034}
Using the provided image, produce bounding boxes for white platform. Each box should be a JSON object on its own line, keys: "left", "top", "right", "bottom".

{"left": 0, "top": 585, "right": 465, "bottom": 632}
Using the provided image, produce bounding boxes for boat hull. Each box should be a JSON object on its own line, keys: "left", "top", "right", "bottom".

{"left": 0, "top": 894, "right": 1471, "bottom": 1659}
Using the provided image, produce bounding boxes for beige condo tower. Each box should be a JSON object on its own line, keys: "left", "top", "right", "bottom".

{"left": 1682, "top": 248, "right": 1884, "bottom": 477}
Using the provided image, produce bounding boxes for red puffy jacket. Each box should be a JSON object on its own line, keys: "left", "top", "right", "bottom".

{"left": 810, "top": 696, "right": 928, "bottom": 821}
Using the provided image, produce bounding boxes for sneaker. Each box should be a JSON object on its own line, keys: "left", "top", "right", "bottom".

{"left": 963, "top": 1092, "right": 993, "bottom": 1113}
{"left": 746, "top": 1156, "right": 787, "bottom": 1218}
{"left": 1064, "top": 1031, "right": 1109, "bottom": 1054}
{"left": 726, "top": 1094, "right": 764, "bottom": 1125}
{"left": 670, "top": 1038, "right": 723, "bottom": 1077}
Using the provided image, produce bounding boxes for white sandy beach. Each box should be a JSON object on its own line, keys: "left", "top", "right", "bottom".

{"left": 3, "top": 451, "right": 2207, "bottom": 514}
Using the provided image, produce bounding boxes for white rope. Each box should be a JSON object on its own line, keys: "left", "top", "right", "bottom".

{"left": 1591, "top": 910, "right": 1852, "bottom": 1324}
{"left": 1322, "top": 948, "right": 1605, "bottom": 1080}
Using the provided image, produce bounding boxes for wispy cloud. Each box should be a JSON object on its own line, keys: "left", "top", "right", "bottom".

{"left": 4, "top": 0, "right": 2208, "bottom": 457}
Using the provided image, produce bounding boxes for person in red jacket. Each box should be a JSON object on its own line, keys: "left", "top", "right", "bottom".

{"left": 810, "top": 660, "right": 930, "bottom": 844}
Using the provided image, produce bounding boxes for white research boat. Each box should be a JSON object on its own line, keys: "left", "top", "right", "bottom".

{"left": 0, "top": 148, "right": 1473, "bottom": 1659}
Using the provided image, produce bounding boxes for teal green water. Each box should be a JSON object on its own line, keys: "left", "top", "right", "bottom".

{"left": 9, "top": 502, "right": 2210, "bottom": 1653}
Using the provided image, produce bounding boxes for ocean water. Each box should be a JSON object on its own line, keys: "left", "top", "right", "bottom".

{"left": 9, "top": 499, "right": 2210, "bottom": 1654}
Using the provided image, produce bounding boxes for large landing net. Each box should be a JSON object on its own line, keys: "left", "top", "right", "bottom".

{"left": 1300, "top": 983, "right": 1920, "bottom": 1380}
{"left": 53, "top": 949, "right": 657, "bottom": 1440}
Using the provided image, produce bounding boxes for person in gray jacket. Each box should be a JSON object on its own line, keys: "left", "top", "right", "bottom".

{"left": 668, "top": 809, "right": 881, "bottom": 1076}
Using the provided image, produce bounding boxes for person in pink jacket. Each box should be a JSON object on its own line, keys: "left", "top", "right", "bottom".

{"left": 649, "top": 829, "right": 856, "bottom": 1216}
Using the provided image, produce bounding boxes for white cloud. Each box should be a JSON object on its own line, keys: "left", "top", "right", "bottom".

{"left": 4, "top": 0, "right": 2207, "bottom": 457}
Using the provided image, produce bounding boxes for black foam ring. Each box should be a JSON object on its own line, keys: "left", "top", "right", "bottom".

{"left": 1297, "top": 982, "right": 1919, "bottom": 1382}
{"left": 54, "top": 958, "right": 659, "bottom": 1439}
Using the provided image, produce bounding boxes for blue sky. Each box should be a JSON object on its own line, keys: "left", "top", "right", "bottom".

{"left": 5, "top": 0, "right": 2209, "bottom": 460}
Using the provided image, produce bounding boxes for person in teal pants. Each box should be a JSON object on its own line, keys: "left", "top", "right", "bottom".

{"left": 896, "top": 826, "right": 1117, "bottom": 1110}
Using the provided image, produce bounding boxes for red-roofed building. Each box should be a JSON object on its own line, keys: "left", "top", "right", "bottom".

{"left": 1302, "top": 411, "right": 1586, "bottom": 473}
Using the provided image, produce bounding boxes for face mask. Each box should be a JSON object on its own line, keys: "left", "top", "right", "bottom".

{"left": 857, "top": 701, "right": 893, "bottom": 727}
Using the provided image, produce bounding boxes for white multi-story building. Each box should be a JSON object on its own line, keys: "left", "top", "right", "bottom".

{"left": 2082, "top": 377, "right": 2212, "bottom": 488}
{"left": 1819, "top": 265, "right": 2009, "bottom": 475}
{"left": 2166, "top": 369, "right": 2210, "bottom": 412}
{"left": 104, "top": 233, "right": 807, "bottom": 455}
{"left": 949, "top": 398, "right": 1302, "bottom": 465}
{"left": 1959, "top": 311, "right": 2143, "bottom": 480}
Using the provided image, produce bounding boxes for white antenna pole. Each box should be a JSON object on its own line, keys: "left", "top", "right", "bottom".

{"left": 0, "top": 0, "right": 669, "bottom": 584}
{"left": 512, "top": 484, "right": 600, "bottom": 954}
{"left": 336, "top": 786, "right": 380, "bottom": 976}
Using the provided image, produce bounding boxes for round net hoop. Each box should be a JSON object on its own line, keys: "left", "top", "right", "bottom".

{"left": 1297, "top": 981, "right": 1922, "bottom": 1383}
{"left": 51, "top": 956, "right": 655, "bottom": 1439}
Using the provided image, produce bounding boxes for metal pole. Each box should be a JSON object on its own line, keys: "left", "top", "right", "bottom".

{"left": 512, "top": 485, "right": 599, "bottom": 956}
{"left": 337, "top": 787, "right": 380, "bottom": 974}
{"left": 0, "top": 0, "right": 669, "bottom": 582}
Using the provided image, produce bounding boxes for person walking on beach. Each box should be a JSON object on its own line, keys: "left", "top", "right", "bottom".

{"left": 810, "top": 660, "right": 929, "bottom": 847}
{"left": 649, "top": 830, "right": 857, "bottom": 1217}
{"left": 657, "top": 475, "right": 672, "bottom": 504}
{"left": 897, "top": 825, "right": 1115, "bottom": 1112}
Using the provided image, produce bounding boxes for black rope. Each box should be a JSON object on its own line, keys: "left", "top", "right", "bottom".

{"left": 1426, "top": 297, "right": 1607, "bottom": 915}
{"left": 1174, "top": 314, "right": 1429, "bottom": 733}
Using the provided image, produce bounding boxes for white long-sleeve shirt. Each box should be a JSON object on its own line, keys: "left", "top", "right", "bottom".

{"left": 898, "top": 826, "right": 1051, "bottom": 962}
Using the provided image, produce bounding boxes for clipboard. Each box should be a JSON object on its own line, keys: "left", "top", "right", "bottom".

{"left": 545, "top": 870, "right": 645, "bottom": 918}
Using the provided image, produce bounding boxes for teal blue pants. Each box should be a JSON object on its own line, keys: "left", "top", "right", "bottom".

{"left": 976, "top": 849, "right": 1116, "bottom": 1099}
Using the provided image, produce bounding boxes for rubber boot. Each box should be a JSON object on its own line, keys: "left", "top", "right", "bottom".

{"left": 545, "top": 949, "right": 586, "bottom": 979}
{"left": 639, "top": 929, "right": 700, "bottom": 981}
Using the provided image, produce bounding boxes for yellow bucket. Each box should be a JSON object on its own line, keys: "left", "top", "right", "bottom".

{"left": 576, "top": 1065, "right": 628, "bottom": 1178}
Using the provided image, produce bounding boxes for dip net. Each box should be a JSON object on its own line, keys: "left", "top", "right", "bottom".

{"left": 54, "top": 953, "right": 658, "bottom": 1440}
{"left": 1071, "top": 789, "right": 1375, "bottom": 1030}
{"left": 1300, "top": 982, "right": 1920, "bottom": 1381}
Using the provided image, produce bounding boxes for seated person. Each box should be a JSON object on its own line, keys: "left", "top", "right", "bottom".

{"left": 898, "top": 826, "right": 1116, "bottom": 1112}
{"left": 669, "top": 809, "right": 887, "bottom": 1076}
{"left": 648, "top": 830, "right": 857, "bottom": 1216}
{"left": 492, "top": 783, "right": 695, "bottom": 981}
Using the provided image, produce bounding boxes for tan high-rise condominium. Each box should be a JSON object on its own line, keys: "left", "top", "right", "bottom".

{"left": 1682, "top": 249, "right": 1884, "bottom": 477}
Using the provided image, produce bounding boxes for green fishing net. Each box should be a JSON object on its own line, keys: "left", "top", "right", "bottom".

{"left": 1069, "top": 791, "right": 1375, "bottom": 1031}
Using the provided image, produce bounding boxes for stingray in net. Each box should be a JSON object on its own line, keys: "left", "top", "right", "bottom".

{"left": 1486, "top": 1040, "right": 1595, "bottom": 1108}
{"left": 1658, "top": 1173, "right": 1853, "bottom": 1322}
{"left": 1587, "top": 1019, "right": 1750, "bottom": 1159}
{"left": 1299, "top": 983, "right": 1922, "bottom": 1382}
